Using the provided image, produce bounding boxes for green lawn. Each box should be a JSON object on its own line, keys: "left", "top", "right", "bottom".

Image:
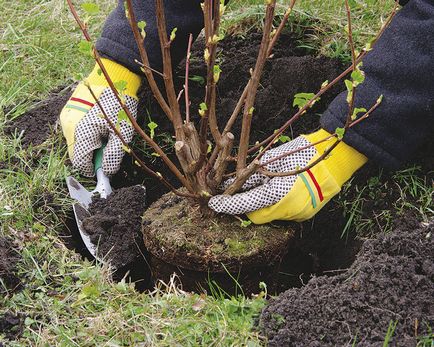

{"left": 1, "top": 1, "right": 432, "bottom": 346}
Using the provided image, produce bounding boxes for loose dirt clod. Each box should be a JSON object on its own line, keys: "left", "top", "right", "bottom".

{"left": 260, "top": 220, "right": 434, "bottom": 346}
{"left": 82, "top": 185, "right": 147, "bottom": 269}
{"left": 0, "top": 312, "right": 24, "bottom": 341}
{"left": 0, "top": 237, "right": 21, "bottom": 294}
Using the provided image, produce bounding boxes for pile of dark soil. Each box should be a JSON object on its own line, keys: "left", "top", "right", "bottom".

{"left": 81, "top": 185, "right": 147, "bottom": 269}
{"left": 0, "top": 237, "right": 21, "bottom": 294}
{"left": 260, "top": 220, "right": 434, "bottom": 346}
{"left": 4, "top": 85, "right": 73, "bottom": 147}
{"left": 0, "top": 312, "right": 24, "bottom": 341}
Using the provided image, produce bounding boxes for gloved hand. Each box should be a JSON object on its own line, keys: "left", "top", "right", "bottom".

{"left": 60, "top": 58, "right": 141, "bottom": 177}
{"left": 208, "top": 129, "right": 368, "bottom": 223}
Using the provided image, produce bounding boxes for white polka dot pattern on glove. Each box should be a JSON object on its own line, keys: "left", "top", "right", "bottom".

{"left": 73, "top": 88, "right": 138, "bottom": 177}
{"left": 208, "top": 136, "right": 317, "bottom": 215}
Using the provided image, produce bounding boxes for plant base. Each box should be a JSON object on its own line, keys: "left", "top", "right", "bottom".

{"left": 142, "top": 192, "right": 294, "bottom": 295}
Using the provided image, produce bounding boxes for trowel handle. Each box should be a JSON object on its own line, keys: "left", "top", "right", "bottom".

{"left": 93, "top": 146, "right": 112, "bottom": 199}
{"left": 93, "top": 146, "right": 104, "bottom": 173}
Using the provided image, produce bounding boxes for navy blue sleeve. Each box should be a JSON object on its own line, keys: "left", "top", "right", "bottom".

{"left": 321, "top": 0, "right": 434, "bottom": 169}
{"left": 96, "top": 0, "right": 203, "bottom": 75}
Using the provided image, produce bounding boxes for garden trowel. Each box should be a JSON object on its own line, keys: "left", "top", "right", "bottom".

{"left": 66, "top": 146, "right": 112, "bottom": 260}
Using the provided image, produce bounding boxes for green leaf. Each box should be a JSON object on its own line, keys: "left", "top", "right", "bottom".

{"left": 344, "top": 80, "right": 353, "bottom": 103}
{"left": 200, "top": 102, "right": 208, "bottom": 111}
{"left": 78, "top": 40, "right": 93, "bottom": 56}
{"left": 213, "top": 65, "right": 222, "bottom": 83}
{"left": 114, "top": 80, "right": 128, "bottom": 93}
{"left": 351, "top": 107, "right": 367, "bottom": 120}
{"left": 278, "top": 135, "right": 291, "bottom": 143}
{"left": 199, "top": 102, "right": 208, "bottom": 117}
{"left": 240, "top": 220, "right": 252, "bottom": 228}
{"left": 351, "top": 69, "right": 365, "bottom": 87}
{"left": 293, "top": 92, "right": 316, "bottom": 110}
{"left": 137, "top": 21, "right": 146, "bottom": 30}
{"left": 335, "top": 127, "right": 345, "bottom": 140}
{"left": 138, "top": 21, "right": 147, "bottom": 39}
{"left": 81, "top": 3, "right": 100, "bottom": 15}
{"left": 117, "top": 109, "right": 132, "bottom": 126}
{"left": 147, "top": 120, "right": 158, "bottom": 139}
{"left": 189, "top": 75, "right": 205, "bottom": 85}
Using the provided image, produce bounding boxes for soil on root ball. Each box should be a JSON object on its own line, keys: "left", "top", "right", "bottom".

{"left": 260, "top": 220, "right": 434, "bottom": 346}
{"left": 80, "top": 185, "right": 151, "bottom": 289}
{"left": 142, "top": 192, "right": 294, "bottom": 295}
{"left": 0, "top": 237, "right": 22, "bottom": 295}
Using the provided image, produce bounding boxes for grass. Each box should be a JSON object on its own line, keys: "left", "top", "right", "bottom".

{"left": 1, "top": 0, "right": 433, "bottom": 345}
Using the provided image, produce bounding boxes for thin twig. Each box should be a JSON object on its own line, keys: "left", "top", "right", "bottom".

{"left": 133, "top": 59, "right": 165, "bottom": 77}
{"left": 267, "top": 0, "right": 297, "bottom": 57}
{"left": 236, "top": 0, "right": 276, "bottom": 173}
{"left": 125, "top": 0, "right": 172, "bottom": 120}
{"left": 155, "top": 0, "right": 184, "bottom": 139}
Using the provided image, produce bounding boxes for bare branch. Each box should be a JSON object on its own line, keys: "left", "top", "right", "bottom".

{"left": 236, "top": 0, "right": 276, "bottom": 174}
{"left": 185, "top": 33, "right": 193, "bottom": 123}
{"left": 155, "top": 0, "right": 184, "bottom": 139}
{"left": 267, "top": 0, "right": 297, "bottom": 57}
{"left": 125, "top": 0, "right": 172, "bottom": 121}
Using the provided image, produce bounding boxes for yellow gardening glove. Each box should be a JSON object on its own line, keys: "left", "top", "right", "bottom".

{"left": 208, "top": 129, "right": 367, "bottom": 223}
{"left": 60, "top": 58, "right": 141, "bottom": 177}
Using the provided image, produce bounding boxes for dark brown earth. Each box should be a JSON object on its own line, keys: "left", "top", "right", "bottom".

{"left": 0, "top": 237, "right": 21, "bottom": 295}
{"left": 142, "top": 191, "right": 293, "bottom": 294}
{"left": 260, "top": 220, "right": 434, "bottom": 346}
{"left": 81, "top": 185, "right": 147, "bottom": 270}
{"left": 0, "top": 312, "right": 24, "bottom": 341}
{"left": 4, "top": 85, "right": 73, "bottom": 147}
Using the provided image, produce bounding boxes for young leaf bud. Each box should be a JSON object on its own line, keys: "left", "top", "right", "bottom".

{"left": 204, "top": 48, "right": 210, "bottom": 64}
{"left": 122, "top": 145, "right": 131, "bottom": 153}
{"left": 170, "top": 27, "right": 178, "bottom": 41}
{"left": 213, "top": 65, "right": 222, "bottom": 83}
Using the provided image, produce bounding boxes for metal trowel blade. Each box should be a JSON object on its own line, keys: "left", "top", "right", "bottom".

{"left": 72, "top": 202, "right": 98, "bottom": 258}
{"left": 66, "top": 176, "right": 93, "bottom": 209}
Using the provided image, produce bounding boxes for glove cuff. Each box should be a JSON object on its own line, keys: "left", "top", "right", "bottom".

{"left": 304, "top": 129, "right": 368, "bottom": 186}
{"left": 86, "top": 58, "right": 141, "bottom": 97}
